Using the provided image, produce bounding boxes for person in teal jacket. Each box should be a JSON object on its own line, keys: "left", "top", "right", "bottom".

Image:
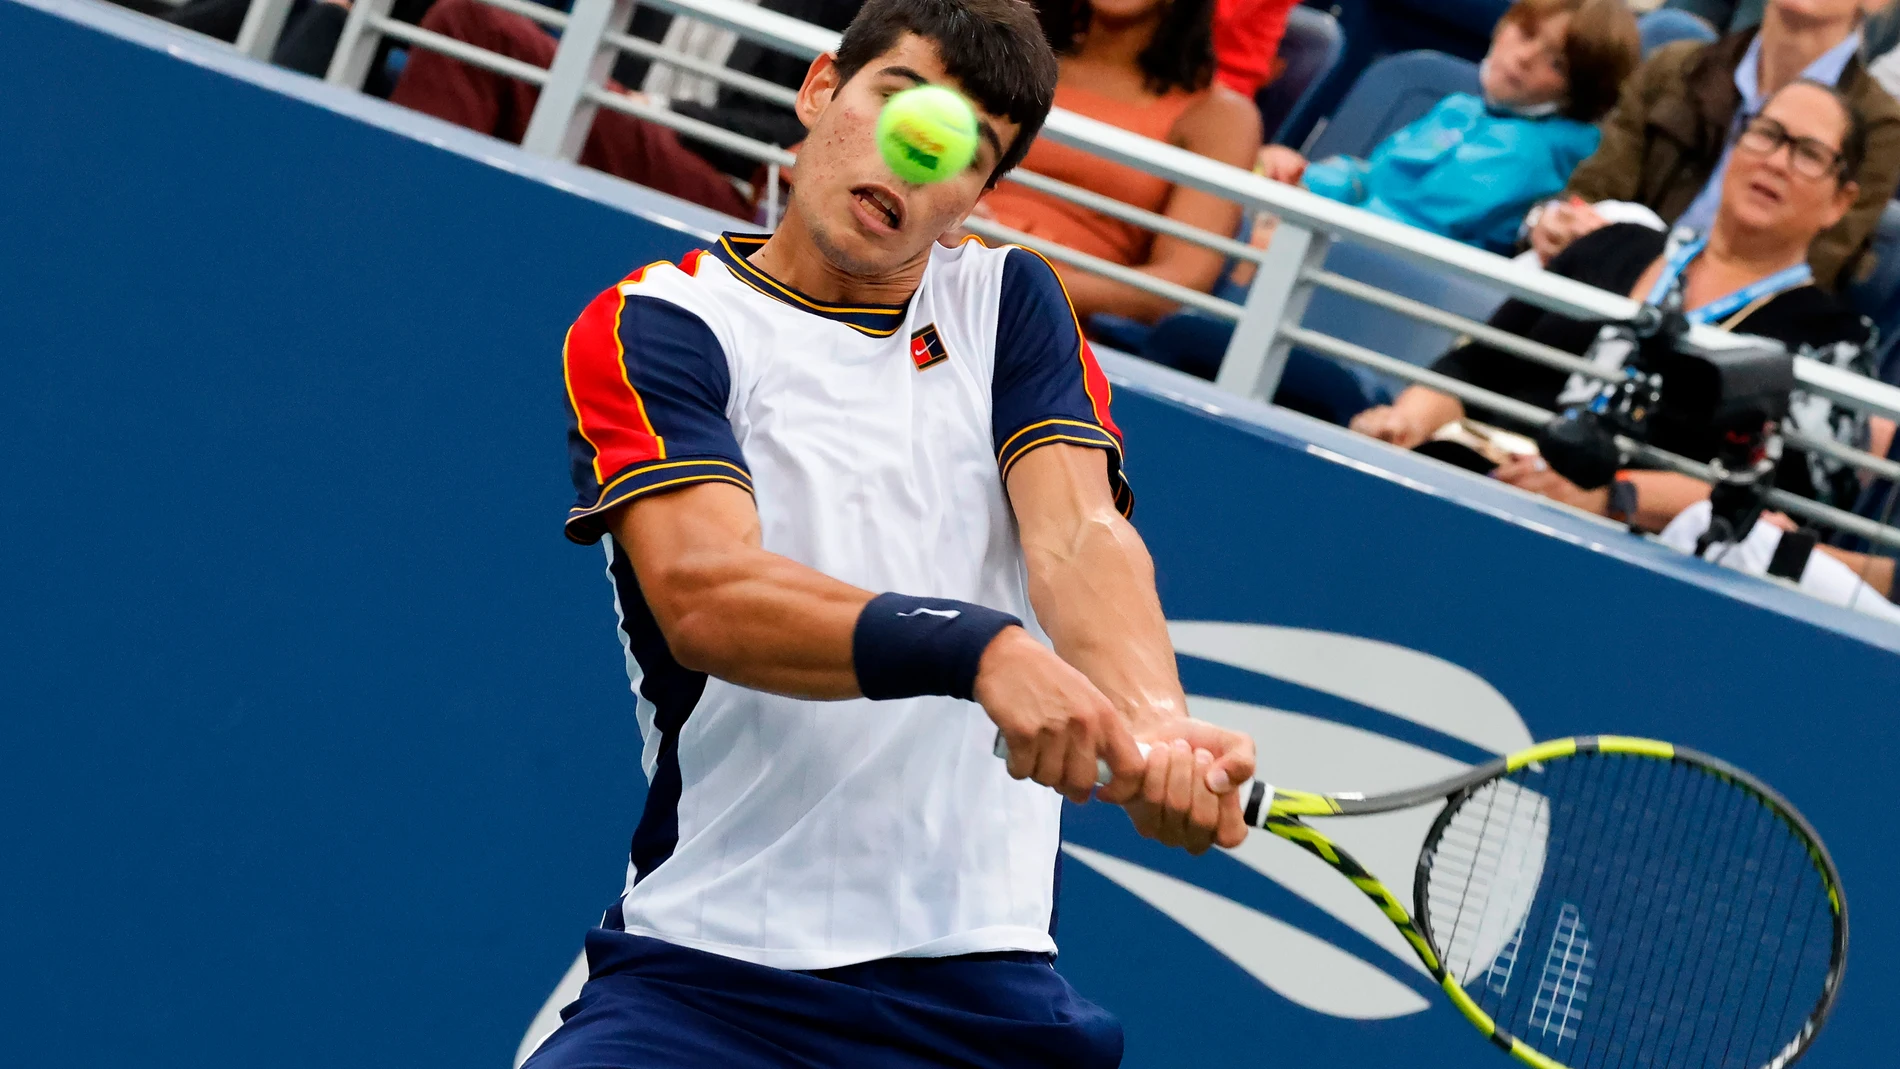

{"left": 1257, "top": 0, "right": 1641, "bottom": 253}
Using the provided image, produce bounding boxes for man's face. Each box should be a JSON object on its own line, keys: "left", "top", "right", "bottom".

{"left": 790, "top": 34, "right": 1018, "bottom": 278}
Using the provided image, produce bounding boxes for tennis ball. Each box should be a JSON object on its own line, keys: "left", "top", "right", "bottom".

{"left": 877, "top": 85, "right": 980, "bottom": 185}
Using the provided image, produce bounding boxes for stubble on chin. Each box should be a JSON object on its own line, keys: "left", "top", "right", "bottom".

{"left": 805, "top": 214, "right": 887, "bottom": 279}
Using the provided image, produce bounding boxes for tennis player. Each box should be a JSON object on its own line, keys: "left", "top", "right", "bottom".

{"left": 541, "top": 0, "right": 1255, "bottom": 1064}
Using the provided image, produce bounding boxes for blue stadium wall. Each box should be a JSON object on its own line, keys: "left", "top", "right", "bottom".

{"left": 4, "top": 2, "right": 1898, "bottom": 1066}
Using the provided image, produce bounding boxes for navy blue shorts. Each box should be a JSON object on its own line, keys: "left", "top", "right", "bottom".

{"left": 522, "top": 929, "right": 1123, "bottom": 1069}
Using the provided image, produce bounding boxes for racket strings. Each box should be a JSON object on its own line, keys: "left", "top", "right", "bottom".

{"left": 1419, "top": 754, "right": 1837, "bottom": 1069}
{"left": 1429, "top": 776, "right": 1548, "bottom": 983}
{"left": 1609, "top": 753, "right": 1724, "bottom": 1069}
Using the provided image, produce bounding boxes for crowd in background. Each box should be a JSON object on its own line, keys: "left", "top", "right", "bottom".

{"left": 114, "top": 0, "right": 1900, "bottom": 613}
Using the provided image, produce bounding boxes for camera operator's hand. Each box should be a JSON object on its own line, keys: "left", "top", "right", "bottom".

{"left": 1351, "top": 405, "right": 1434, "bottom": 450}
{"left": 1493, "top": 455, "right": 1611, "bottom": 515}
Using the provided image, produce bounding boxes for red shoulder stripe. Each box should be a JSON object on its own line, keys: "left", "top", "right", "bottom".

{"left": 564, "top": 282, "right": 666, "bottom": 485}
{"left": 1077, "top": 339, "right": 1122, "bottom": 443}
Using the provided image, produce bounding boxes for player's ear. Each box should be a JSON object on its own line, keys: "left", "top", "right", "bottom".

{"left": 795, "top": 53, "right": 842, "bottom": 129}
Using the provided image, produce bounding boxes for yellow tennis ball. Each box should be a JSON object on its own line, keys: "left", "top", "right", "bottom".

{"left": 877, "top": 85, "right": 980, "bottom": 185}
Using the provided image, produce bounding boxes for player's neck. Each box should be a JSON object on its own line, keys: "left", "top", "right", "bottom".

{"left": 1757, "top": 8, "right": 1859, "bottom": 97}
{"left": 748, "top": 209, "right": 931, "bottom": 307}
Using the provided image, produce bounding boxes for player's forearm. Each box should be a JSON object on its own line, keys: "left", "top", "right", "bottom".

{"left": 644, "top": 542, "right": 873, "bottom": 699}
{"left": 1023, "top": 509, "right": 1186, "bottom": 732}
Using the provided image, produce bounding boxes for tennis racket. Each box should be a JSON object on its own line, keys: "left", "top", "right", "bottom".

{"left": 993, "top": 732, "right": 1846, "bottom": 1069}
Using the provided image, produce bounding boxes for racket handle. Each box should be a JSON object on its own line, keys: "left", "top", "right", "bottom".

{"left": 989, "top": 732, "right": 1145, "bottom": 785}
{"left": 989, "top": 731, "right": 1274, "bottom": 827}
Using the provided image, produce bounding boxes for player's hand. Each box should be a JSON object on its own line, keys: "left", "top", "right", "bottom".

{"left": 1350, "top": 404, "right": 1432, "bottom": 450}
{"left": 1121, "top": 719, "right": 1256, "bottom": 854}
{"left": 975, "top": 628, "right": 1144, "bottom": 803}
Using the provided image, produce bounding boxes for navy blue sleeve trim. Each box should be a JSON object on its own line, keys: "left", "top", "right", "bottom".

{"left": 991, "top": 247, "right": 1132, "bottom": 517}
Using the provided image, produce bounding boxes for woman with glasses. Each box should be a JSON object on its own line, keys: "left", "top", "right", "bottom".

{"left": 1352, "top": 78, "right": 1880, "bottom": 532}
{"left": 1529, "top": 0, "right": 1900, "bottom": 290}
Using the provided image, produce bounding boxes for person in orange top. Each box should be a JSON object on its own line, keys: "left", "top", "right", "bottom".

{"left": 979, "top": 0, "right": 1262, "bottom": 323}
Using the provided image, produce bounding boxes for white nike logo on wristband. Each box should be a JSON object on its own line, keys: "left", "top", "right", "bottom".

{"left": 896, "top": 607, "right": 961, "bottom": 619}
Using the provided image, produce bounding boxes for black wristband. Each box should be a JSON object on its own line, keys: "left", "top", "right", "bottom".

{"left": 1608, "top": 478, "right": 1639, "bottom": 528}
{"left": 852, "top": 593, "right": 1022, "bottom": 701}
{"left": 1767, "top": 528, "right": 1818, "bottom": 581}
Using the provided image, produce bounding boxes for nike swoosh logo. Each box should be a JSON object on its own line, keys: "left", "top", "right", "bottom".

{"left": 896, "top": 607, "right": 960, "bottom": 619}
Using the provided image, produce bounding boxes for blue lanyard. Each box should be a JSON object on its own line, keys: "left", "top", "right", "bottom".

{"left": 1645, "top": 234, "right": 1813, "bottom": 326}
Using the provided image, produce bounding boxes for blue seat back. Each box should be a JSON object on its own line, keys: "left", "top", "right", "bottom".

{"left": 1257, "top": 6, "right": 1346, "bottom": 146}
{"left": 1304, "top": 50, "right": 1481, "bottom": 161}
{"left": 1383, "top": 0, "right": 1512, "bottom": 38}
{"left": 1638, "top": 9, "right": 1718, "bottom": 56}
{"left": 1300, "top": 239, "right": 1508, "bottom": 376}
{"left": 1851, "top": 200, "right": 1900, "bottom": 377}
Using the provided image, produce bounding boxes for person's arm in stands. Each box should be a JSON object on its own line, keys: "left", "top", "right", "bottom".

{"left": 1807, "top": 107, "right": 1900, "bottom": 289}
{"left": 1492, "top": 461, "right": 1715, "bottom": 527}
{"left": 1056, "top": 89, "right": 1262, "bottom": 324}
{"left": 1349, "top": 295, "right": 1551, "bottom": 448}
{"left": 1814, "top": 543, "right": 1898, "bottom": 595}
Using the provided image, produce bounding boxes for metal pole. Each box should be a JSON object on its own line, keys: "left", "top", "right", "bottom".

{"left": 234, "top": 0, "right": 297, "bottom": 60}
{"left": 325, "top": 0, "right": 397, "bottom": 88}
{"left": 522, "top": 0, "right": 635, "bottom": 161}
{"left": 1216, "top": 223, "right": 1329, "bottom": 400}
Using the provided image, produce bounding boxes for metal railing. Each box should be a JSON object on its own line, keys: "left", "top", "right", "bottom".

{"left": 224, "top": 0, "right": 1900, "bottom": 548}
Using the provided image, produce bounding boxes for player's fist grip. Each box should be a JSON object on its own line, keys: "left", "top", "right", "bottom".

{"left": 972, "top": 628, "right": 1144, "bottom": 804}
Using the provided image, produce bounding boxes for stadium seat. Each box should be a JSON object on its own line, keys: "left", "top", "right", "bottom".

{"left": 1850, "top": 200, "right": 1900, "bottom": 377}
{"left": 1383, "top": 0, "right": 1512, "bottom": 40}
{"left": 1256, "top": 6, "right": 1346, "bottom": 146}
{"left": 1303, "top": 50, "right": 1481, "bottom": 162}
{"left": 1638, "top": 9, "right": 1718, "bottom": 56}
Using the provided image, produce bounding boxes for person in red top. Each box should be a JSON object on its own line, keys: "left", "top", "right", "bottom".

{"left": 1212, "top": 0, "right": 1298, "bottom": 97}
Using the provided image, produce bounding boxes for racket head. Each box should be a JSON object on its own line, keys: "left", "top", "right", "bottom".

{"left": 1411, "top": 738, "right": 1846, "bottom": 1069}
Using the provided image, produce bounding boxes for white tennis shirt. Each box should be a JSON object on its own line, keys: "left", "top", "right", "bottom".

{"left": 561, "top": 233, "right": 1130, "bottom": 970}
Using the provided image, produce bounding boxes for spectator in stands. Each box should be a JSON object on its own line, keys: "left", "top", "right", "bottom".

{"left": 1253, "top": 0, "right": 1639, "bottom": 254}
{"left": 976, "top": 0, "right": 1262, "bottom": 323}
{"left": 1352, "top": 80, "right": 1875, "bottom": 526}
{"left": 666, "top": 0, "right": 858, "bottom": 180}
{"left": 1212, "top": 0, "right": 1299, "bottom": 97}
{"left": 372, "top": 0, "right": 753, "bottom": 217}
{"left": 265, "top": 0, "right": 842, "bottom": 185}
{"left": 1531, "top": 0, "right": 1900, "bottom": 289}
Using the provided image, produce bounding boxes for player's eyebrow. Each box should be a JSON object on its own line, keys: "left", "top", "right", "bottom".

{"left": 875, "top": 65, "right": 1005, "bottom": 165}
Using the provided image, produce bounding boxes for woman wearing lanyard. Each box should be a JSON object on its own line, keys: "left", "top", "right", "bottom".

{"left": 1351, "top": 78, "right": 1877, "bottom": 530}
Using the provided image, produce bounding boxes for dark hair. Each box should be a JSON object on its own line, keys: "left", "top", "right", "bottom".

{"left": 834, "top": 0, "right": 1059, "bottom": 182}
{"left": 1496, "top": 0, "right": 1640, "bottom": 122}
{"left": 1038, "top": 0, "right": 1218, "bottom": 97}
{"left": 1767, "top": 78, "right": 1871, "bottom": 182}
